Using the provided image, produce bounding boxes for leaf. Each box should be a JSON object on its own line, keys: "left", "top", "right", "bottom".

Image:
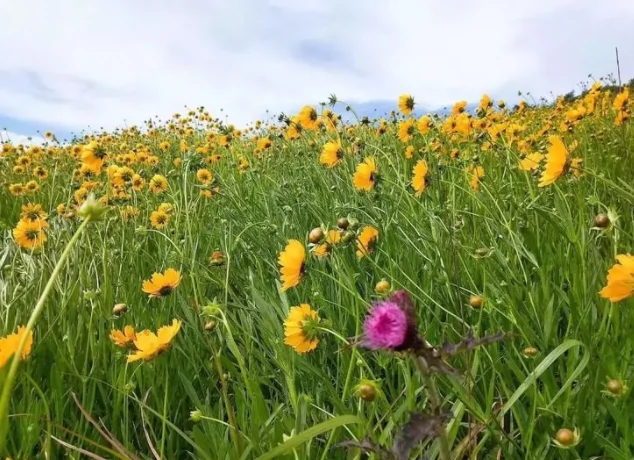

{"left": 500, "top": 339, "right": 585, "bottom": 418}
{"left": 391, "top": 412, "right": 452, "bottom": 460}
{"left": 255, "top": 415, "right": 361, "bottom": 460}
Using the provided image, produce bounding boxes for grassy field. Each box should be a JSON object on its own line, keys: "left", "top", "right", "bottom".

{"left": 0, "top": 81, "right": 633, "bottom": 459}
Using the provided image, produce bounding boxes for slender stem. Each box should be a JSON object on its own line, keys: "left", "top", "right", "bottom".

{"left": 414, "top": 356, "right": 451, "bottom": 460}
{"left": 160, "top": 368, "right": 169, "bottom": 458}
{"left": 0, "top": 217, "right": 91, "bottom": 452}
{"left": 213, "top": 350, "right": 242, "bottom": 456}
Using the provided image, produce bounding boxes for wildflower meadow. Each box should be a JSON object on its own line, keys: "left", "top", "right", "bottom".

{"left": 1, "top": 78, "right": 634, "bottom": 459}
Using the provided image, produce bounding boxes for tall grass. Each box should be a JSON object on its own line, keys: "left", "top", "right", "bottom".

{"left": 0, "top": 85, "right": 633, "bottom": 459}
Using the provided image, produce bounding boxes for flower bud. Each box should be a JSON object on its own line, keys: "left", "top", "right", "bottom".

{"left": 112, "top": 303, "right": 128, "bottom": 316}
{"left": 523, "top": 346, "right": 538, "bottom": 358}
{"left": 337, "top": 217, "right": 349, "bottom": 230}
{"left": 605, "top": 379, "right": 626, "bottom": 397}
{"left": 190, "top": 410, "right": 203, "bottom": 422}
{"left": 210, "top": 251, "right": 224, "bottom": 266}
{"left": 308, "top": 227, "right": 324, "bottom": 244}
{"left": 469, "top": 295, "right": 484, "bottom": 309}
{"left": 375, "top": 279, "right": 390, "bottom": 294}
{"left": 553, "top": 428, "right": 580, "bottom": 448}
{"left": 475, "top": 247, "right": 490, "bottom": 257}
{"left": 77, "top": 193, "right": 108, "bottom": 221}
{"left": 204, "top": 321, "right": 217, "bottom": 331}
{"left": 341, "top": 231, "right": 355, "bottom": 244}
{"left": 593, "top": 213, "right": 610, "bottom": 228}
{"left": 354, "top": 380, "right": 381, "bottom": 402}
{"left": 356, "top": 384, "right": 376, "bottom": 402}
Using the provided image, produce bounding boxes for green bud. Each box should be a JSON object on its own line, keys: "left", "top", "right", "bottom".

{"left": 77, "top": 193, "right": 108, "bottom": 221}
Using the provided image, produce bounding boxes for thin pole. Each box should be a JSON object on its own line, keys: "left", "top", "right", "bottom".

{"left": 615, "top": 47, "right": 622, "bottom": 86}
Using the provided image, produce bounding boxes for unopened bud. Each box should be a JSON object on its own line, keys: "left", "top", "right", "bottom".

{"left": 375, "top": 279, "right": 390, "bottom": 294}
{"left": 469, "top": 295, "right": 484, "bottom": 309}
{"left": 77, "top": 193, "right": 108, "bottom": 221}
{"left": 341, "top": 231, "right": 355, "bottom": 244}
{"left": 112, "top": 303, "right": 127, "bottom": 315}
{"left": 309, "top": 227, "right": 324, "bottom": 244}
{"left": 593, "top": 213, "right": 610, "bottom": 228}
{"left": 337, "top": 217, "right": 349, "bottom": 230}
{"left": 523, "top": 346, "right": 538, "bottom": 358}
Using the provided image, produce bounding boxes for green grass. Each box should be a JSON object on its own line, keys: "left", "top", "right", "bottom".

{"left": 1, "top": 92, "right": 633, "bottom": 459}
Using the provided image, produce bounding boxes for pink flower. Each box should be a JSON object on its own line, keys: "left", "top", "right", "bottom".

{"left": 361, "top": 290, "right": 420, "bottom": 351}
{"left": 362, "top": 301, "right": 409, "bottom": 350}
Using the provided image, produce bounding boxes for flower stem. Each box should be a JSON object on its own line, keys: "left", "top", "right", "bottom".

{"left": 414, "top": 356, "right": 452, "bottom": 460}
{"left": 0, "top": 217, "right": 91, "bottom": 452}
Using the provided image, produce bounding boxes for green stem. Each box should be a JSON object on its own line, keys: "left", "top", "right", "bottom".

{"left": 414, "top": 356, "right": 452, "bottom": 460}
{"left": 0, "top": 217, "right": 91, "bottom": 452}
{"left": 160, "top": 368, "right": 169, "bottom": 458}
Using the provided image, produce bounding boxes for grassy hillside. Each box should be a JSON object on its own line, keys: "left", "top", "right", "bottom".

{"left": 0, "top": 83, "right": 633, "bottom": 459}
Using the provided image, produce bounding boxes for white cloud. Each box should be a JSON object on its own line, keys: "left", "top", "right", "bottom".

{"left": 0, "top": 0, "right": 633, "bottom": 130}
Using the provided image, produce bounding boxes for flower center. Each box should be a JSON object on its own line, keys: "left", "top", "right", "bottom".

{"left": 158, "top": 286, "right": 173, "bottom": 296}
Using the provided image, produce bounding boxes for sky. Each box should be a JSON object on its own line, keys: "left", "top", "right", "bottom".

{"left": 1, "top": 0, "right": 634, "bottom": 144}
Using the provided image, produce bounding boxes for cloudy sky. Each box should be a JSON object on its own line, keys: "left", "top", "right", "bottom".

{"left": 1, "top": 0, "right": 633, "bottom": 143}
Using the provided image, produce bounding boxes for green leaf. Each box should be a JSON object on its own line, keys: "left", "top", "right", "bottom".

{"left": 255, "top": 415, "right": 361, "bottom": 460}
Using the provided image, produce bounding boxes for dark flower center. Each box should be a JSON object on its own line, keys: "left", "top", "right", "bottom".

{"left": 158, "top": 286, "right": 173, "bottom": 296}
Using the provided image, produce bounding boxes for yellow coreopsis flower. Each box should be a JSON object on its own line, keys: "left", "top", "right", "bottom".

{"left": 284, "top": 304, "right": 320, "bottom": 354}
{"left": 600, "top": 255, "right": 634, "bottom": 302}
{"left": 353, "top": 157, "right": 378, "bottom": 191}
{"left": 142, "top": 268, "right": 182, "bottom": 297}
{"left": 278, "top": 239, "right": 306, "bottom": 291}
{"left": 127, "top": 319, "right": 182, "bottom": 363}
{"left": 398, "top": 94, "right": 415, "bottom": 116}
{"left": 0, "top": 326, "right": 34, "bottom": 369}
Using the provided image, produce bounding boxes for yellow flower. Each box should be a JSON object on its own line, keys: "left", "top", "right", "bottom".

{"left": 127, "top": 319, "right": 182, "bottom": 363}
{"left": 149, "top": 175, "right": 169, "bottom": 194}
{"left": 20, "top": 203, "right": 48, "bottom": 222}
{"left": 356, "top": 226, "right": 379, "bottom": 259}
{"left": 131, "top": 174, "right": 145, "bottom": 191}
{"left": 397, "top": 119, "right": 415, "bottom": 143}
{"left": 313, "top": 230, "right": 342, "bottom": 258}
{"left": 150, "top": 210, "right": 170, "bottom": 229}
{"left": 398, "top": 94, "right": 415, "bottom": 115}
{"left": 452, "top": 100, "right": 468, "bottom": 116}
{"left": 319, "top": 141, "right": 343, "bottom": 168}
{"left": 417, "top": 115, "right": 432, "bottom": 134}
{"left": 405, "top": 145, "right": 415, "bottom": 159}
{"left": 468, "top": 165, "right": 485, "bottom": 191}
{"left": 25, "top": 180, "right": 39, "bottom": 193}
{"left": 278, "top": 239, "right": 306, "bottom": 291}
{"left": 411, "top": 160, "right": 429, "bottom": 197}
{"left": 256, "top": 137, "right": 272, "bottom": 151}
{"left": 298, "top": 106, "right": 319, "bottom": 131}
{"left": 81, "top": 141, "right": 108, "bottom": 170}
{"left": 600, "top": 255, "right": 634, "bottom": 302}
{"left": 109, "top": 326, "right": 136, "bottom": 347}
{"left": 196, "top": 168, "right": 213, "bottom": 185}
{"left": 353, "top": 157, "right": 378, "bottom": 191}
{"left": 538, "top": 136, "right": 568, "bottom": 187}
{"left": 0, "top": 326, "right": 34, "bottom": 369}
{"left": 33, "top": 166, "right": 49, "bottom": 179}
{"left": 120, "top": 206, "right": 140, "bottom": 222}
{"left": 142, "top": 268, "right": 182, "bottom": 297}
{"left": 519, "top": 153, "right": 544, "bottom": 171}
{"left": 12, "top": 218, "right": 48, "bottom": 249}
{"left": 284, "top": 304, "right": 320, "bottom": 354}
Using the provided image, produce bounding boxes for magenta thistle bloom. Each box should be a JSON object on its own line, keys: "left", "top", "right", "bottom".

{"left": 362, "top": 290, "right": 420, "bottom": 351}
